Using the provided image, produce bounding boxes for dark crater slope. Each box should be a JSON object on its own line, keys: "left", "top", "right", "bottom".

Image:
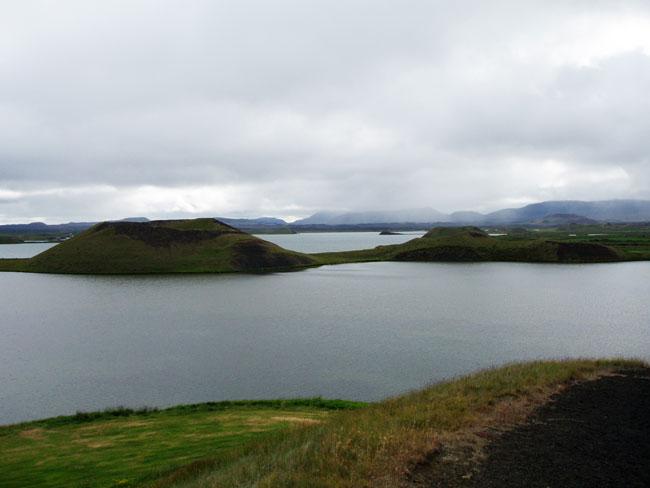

{"left": 231, "top": 239, "right": 313, "bottom": 270}
{"left": 94, "top": 220, "right": 244, "bottom": 247}
{"left": 549, "top": 240, "right": 621, "bottom": 262}
{"left": 464, "top": 368, "right": 650, "bottom": 488}
{"left": 391, "top": 227, "right": 622, "bottom": 263}
{"left": 394, "top": 245, "right": 483, "bottom": 262}
{"left": 415, "top": 368, "right": 650, "bottom": 488}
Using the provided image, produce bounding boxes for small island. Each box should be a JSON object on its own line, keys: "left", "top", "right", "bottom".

{"left": 0, "top": 218, "right": 314, "bottom": 274}
{"left": 0, "top": 220, "right": 637, "bottom": 274}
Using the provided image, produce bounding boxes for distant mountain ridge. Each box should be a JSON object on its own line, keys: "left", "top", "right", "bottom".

{"left": 481, "top": 199, "right": 650, "bottom": 224}
{"left": 293, "top": 208, "right": 450, "bottom": 225}
{"left": 3, "top": 200, "right": 650, "bottom": 231}
{"left": 0, "top": 217, "right": 150, "bottom": 233}
{"left": 295, "top": 199, "right": 650, "bottom": 226}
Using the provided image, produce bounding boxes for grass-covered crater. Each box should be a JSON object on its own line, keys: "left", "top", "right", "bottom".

{"left": 0, "top": 220, "right": 635, "bottom": 275}
{"left": 0, "top": 218, "right": 315, "bottom": 274}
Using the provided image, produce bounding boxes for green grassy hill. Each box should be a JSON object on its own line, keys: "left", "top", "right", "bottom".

{"left": 0, "top": 223, "right": 632, "bottom": 275}
{"left": 0, "top": 218, "right": 315, "bottom": 274}
{"left": 394, "top": 228, "right": 622, "bottom": 262}
{"left": 0, "top": 399, "right": 363, "bottom": 488}
{"left": 314, "top": 227, "right": 623, "bottom": 265}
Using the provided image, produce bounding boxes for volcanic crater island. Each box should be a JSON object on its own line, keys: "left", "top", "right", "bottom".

{"left": 0, "top": 217, "right": 629, "bottom": 275}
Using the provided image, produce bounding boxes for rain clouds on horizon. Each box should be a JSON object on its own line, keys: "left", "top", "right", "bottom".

{"left": 1, "top": 0, "right": 650, "bottom": 223}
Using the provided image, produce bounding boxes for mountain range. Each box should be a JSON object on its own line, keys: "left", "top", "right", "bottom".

{"left": 291, "top": 199, "right": 650, "bottom": 226}
{"left": 2, "top": 200, "right": 650, "bottom": 232}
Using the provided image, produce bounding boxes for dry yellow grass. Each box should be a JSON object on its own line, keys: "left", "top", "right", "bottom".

{"left": 158, "top": 359, "right": 646, "bottom": 488}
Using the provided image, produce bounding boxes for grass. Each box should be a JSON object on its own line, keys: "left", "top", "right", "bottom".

{"left": 0, "top": 235, "right": 24, "bottom": 244}
{"left": 0, "top": 219, "right": 315, "bottom": 274}
{"left": 0, "top": 360, "right": 645, "bottom": 487}
{"left": 148, "top": 359, "right": 645, "bottom": 488}
{"left": 2, "top": 221, "right": 650, "bottom": 275}
{"left": 0, "top": 399, "right": 364, "bottom": 488}
{"left": 312, "top": 229, "right": 624, "bottom": 265}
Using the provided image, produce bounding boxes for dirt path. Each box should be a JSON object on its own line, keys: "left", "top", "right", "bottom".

{"left": 421, "top": 368, "right": 650, "bottom": 487}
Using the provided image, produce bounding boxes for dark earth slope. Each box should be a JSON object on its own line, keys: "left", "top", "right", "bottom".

{"left": 425, "top": 368, "right": 650, "bottom": 487}
{"left": 392, "top": 229, "right": 622, "bottom": 263}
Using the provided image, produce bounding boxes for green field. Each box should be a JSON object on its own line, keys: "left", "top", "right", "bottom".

{"left": 0, "top": 400, "right": 364, "bottom": 488}
{"left": 1, "top": 360, "right": 645, "bottom": 488}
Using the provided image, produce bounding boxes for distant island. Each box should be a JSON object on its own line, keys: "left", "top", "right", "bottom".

{"left": 0, "top": 218, "right": 314, "bottom": 274}
{"left": 2, "top": 218, "right": 644, "bottom": 275}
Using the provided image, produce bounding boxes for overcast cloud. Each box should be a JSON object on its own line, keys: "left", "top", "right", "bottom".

{"left": 1, "top": 0, "right": 650, "bottom": 223}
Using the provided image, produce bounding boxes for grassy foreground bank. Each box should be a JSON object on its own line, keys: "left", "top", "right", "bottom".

{"left": 0, "top": 399, "right": 364, "bottom": 488}
{"left": 1, "top": 360, "right": 645, "bottom": 488}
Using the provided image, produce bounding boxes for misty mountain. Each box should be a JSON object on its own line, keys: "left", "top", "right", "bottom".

{"left": 483, "top": 199, "right": 650, "bottom": 224}
{"left": 4, "top": 200, "right": 650, "bottom": 233}
{"left": 448, "top": 211, "right": 487, "bottom": 224}
{"left": 0, "top": 221, "right": 96, "bottom": 233}
{"left": 294, "top": 200, "right": 650, "bottom": 227}
{"left": 527, "top": 214, "right": 599, "bottom": 226}
{"left": 0, "top": 217, "right": 149, "bottom": 233}
{"left": 293, "top": 208, "right": 450, "bottom": 225}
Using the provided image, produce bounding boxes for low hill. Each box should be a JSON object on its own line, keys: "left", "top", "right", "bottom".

{"left": 315, "top": 227, "right": 623, "bottom": 264}
{"left": 448, "top": 210, "right": 487, "bottom": 224}
{"left": 527, "top": 213, "right": 599, "bottom": 226}
{"left": 0, "top": 218, "right": 315, "bottom": 274}
{"left": 393, "top": 229, "right": 621, "bottom": 263}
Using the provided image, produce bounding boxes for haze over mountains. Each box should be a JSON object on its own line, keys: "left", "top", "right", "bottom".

{"left": 3, "top": 200, "right": 650, "bottom": 232}
{"left": 292, "top": 200, "right": 650, "bottom": 226}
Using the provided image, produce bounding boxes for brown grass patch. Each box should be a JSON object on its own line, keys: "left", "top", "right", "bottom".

{"left": 86, "top": 442, "right": 114, "bottom": 449}
{"left": 18, "top": 428, "right": 45, "bottom": 440}
{"left": 269, "top": 416, "right": 322, "bottom": 424}
{"left": 35, "top": 456, "right": 58, "bottom": 466}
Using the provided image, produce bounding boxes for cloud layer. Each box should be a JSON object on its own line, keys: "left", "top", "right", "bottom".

{"left": 1, "top": 0, "right": 650, "bottom": 222}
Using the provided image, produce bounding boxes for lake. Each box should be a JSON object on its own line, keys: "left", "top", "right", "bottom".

{"left": 1, "top": 236, "right": 649, "bottom": 425}
{"left": 254, "top": 231, "right": 426, "bottom": 253}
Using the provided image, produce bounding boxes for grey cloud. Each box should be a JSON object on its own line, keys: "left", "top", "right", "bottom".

{"left": 1, "top": 1, "right": 650, "bottom": 222}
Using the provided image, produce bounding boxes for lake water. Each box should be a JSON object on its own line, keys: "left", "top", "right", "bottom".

{"left": 0, "top": 242, "right": 57, "bottom": 258}
{"left": 0, "top": 232, "right": 423, "bottom": 259}
{"left": 253, "top": 231, "right": 426, "bottom": 253}
{"left": 1, "top": 237, "right": 649, "bottom": 425}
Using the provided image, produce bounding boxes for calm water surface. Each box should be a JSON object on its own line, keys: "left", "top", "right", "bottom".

{"left": 0, "top": 232, "right": 423, "bottom": 259}
{"left": 0, "top": 242, "right": 57, "bottom": 258}
{"left": 253, "top": 231, "right": 426, "bottom": 253}
{"left": 2, "top": 258, "right": 649, "bottom": 425}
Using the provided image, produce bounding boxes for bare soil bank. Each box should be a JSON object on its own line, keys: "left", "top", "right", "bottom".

{"left": 422, "top": 368, "right": 650, "bottom": 487}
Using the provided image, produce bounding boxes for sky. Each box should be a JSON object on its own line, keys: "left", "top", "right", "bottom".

{"left": 1, "top": 0, "right": 650, "bottom": 224}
